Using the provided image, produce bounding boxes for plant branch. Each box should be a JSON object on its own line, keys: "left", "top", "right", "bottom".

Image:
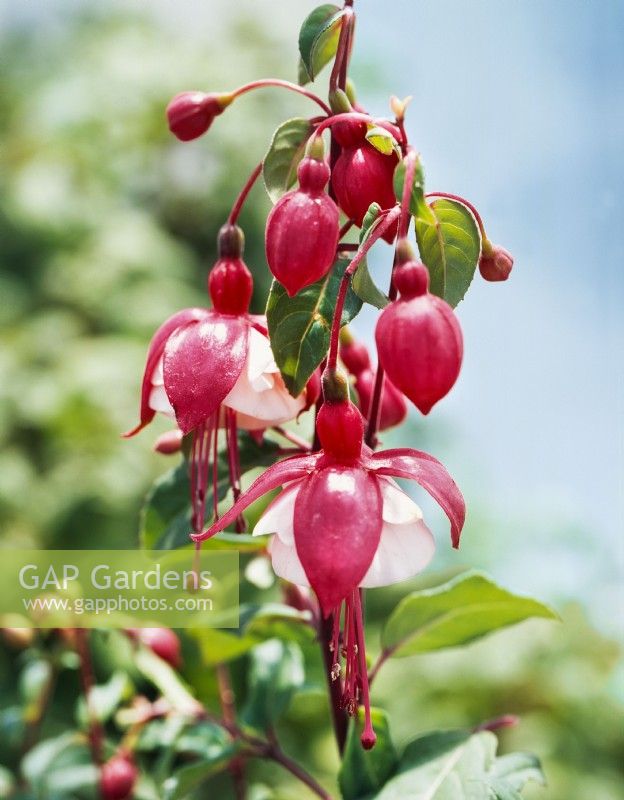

{"left": 74, "top": 628, "right": 104, "bottom": 765}
{"left": 327, "top": 206, "right": 401, "bottom": 370}
{"left": 228, "top": 161, "right": 263, "bottom": 226}
{"left": 231, "top": 79, "right": 331, "bottom": 115}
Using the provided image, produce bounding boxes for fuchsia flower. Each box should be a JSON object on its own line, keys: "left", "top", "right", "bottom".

{"left": 125, "top": 224, "right": 308, "bottom": 534}
{"left": 192, "top": 390, "right": 465, "bottom": 748}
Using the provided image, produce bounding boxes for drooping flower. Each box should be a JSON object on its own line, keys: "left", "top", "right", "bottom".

{"left": 375, "top": 252, "right": 463, "bottom": 415}
{"left": 166, "top": 91, "right": 233, "bottom": 141}
{"left": 331, "top": 118, "right": 401, "bottom": 242}
{"left": 192, "top": 386, "right": 465, "bottom": 748}
{"left": 125, "top": 224, "right": 307, "bottom": 534}
{"left": 265, "top": 138, "right": 339, "bottom": 296}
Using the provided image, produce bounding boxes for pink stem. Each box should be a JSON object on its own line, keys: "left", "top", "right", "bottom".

{"left": 425, "top": 191, "right": 487, "bottom": 240}
{"left": 329, "top": 7, "right": 354, "bottom": 94}
{"left": 327, "top": 206, "right": 401, "bottom": 370}
{"left": 228, "top": 162, "right": 263, "bottom": 226}
{"left": 231, "top": 79, "right": 331, "bottom": 115}
{"left": 399, "top": 148, "right": 417, "bottom": 239}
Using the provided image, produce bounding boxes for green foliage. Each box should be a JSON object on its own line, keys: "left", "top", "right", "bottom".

{"left": 298, "top": 4, "right": 345, "bottom": 83}
{"left": 140, "top": 437, "right": 280, "bottom": 550}
{"left": 263, "top": 118, "right": 314, "bottom": 203}
{"left": 351, "top": 203, "right": 390, "bottom": 309}
{"left": 162, "top": 740, "right": 243, "bottom": 800}
{"left": 414, "top": 198, "right": 481, "bottom": 308}
{"left": 339, "top": 708, "right": 398, "bottom": 800}
{"left": 381, "top": 571, "right": 559, "bottom": 659}
{"left": 374, "top": 729, "right": 545, "bottom": 799}
{"left": 266, "top": 260, "right": 362, "bottom": 396}
{"left": 241, "top": 640, "right": 305, "bottom": 731}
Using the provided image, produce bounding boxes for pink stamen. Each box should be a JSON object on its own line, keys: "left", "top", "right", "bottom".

{"left": 353, "top": 589, "right": 376, "bottom": 749}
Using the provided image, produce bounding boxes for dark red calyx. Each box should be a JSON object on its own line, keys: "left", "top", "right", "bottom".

{"left": 393, "top": 260, "right": 430, "bottom": 299}
{"left": 137, "top": 627, "right": 182, "bottom": 669}
{"left": 479, "top": 243, "right": 514, "bottom": 282}
{"left": 100, "top": 752, "right": 138, "bottom": 800}
{"left": 316, "top": 399, "right": 364, "bottom": 462}
{"left": 209, "top": 227, "right": 253, "bottom": 314}
{"left": 166, "top": 91, "right": 232, "bottom": 142}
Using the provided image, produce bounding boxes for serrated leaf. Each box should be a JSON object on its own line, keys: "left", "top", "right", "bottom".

{"left": 375, "top": 730, "right": 545, "bottom": 800}
{"left": 365, "top": 125, "right": 400, "bottom": 157}
{"left": 415, "top": 197, "right": 481, "bottom": 307}
{"left": 263, "top": 118, "right": 314, "bottom": 203}
{"left": 298, "top": 4, "right": 345, "bottom": 83}
{"left": 140, "top": 437, "right": 280, "bottom": 550}
{"left": 266, "top": 259, "right": 363, "bottom": 397}
{"left": 241, "top": 640, "right": 304, "bottom": 731}
{"left": 339, "top": 708, "right": 398, "bottom": 800}
{"left": 381, "top": 571, "right": 559, "bottom": 659}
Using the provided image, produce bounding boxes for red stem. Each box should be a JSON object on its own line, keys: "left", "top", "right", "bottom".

{"left": 231, "top": 79, "right": 331, "bottom": 115}
{"left": 327, "top": 207, "right": 401, "bottom": 371}
{"left": 74, "top": 629, "right": 104, "bottom": 765}
{"left": 329, "top": 8, "right": 354, "bottom": 94}
{"left": 425, "top": 191, "right": 487, "bottom": 240}
{"left": 399, "top": 148, "right": 417, "bottom": 239}
{"left": 228, "top": 161, "right": 263, "bottom": 226}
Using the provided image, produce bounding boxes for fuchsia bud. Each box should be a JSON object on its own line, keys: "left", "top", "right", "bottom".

{"left": 153, "top": 429, "right": 183, "bottom": 455}
{"left": 331, "top": 119, "right": 400, "bottom": 242}
{"left": 375, "top": 257, "right": 463, "bottom": 415}
{"left": 340, "top": 338, "right": 371, "bottom": 375}
{"left": 208, "top": 225, "right": 253, "bottom": 314}
{"left": 166, "top": 91, "right": 232, "bottom": 141}
{"left": 355, "top": 369, "right": 408, "bottom": 431}
{"left": 100, "top": 752, "right": 138, "bottom": 800}
{"left": 265, "top": 139, "right": 339, "bottom": 296}
{"left": 479, "top": 243, "right": 514, "bottom": 282}
{"left": 135, "top": 627, "right": 182, "bottom": 669}
{"left": 316, "top": 400, "right": 364, "bottom": 462}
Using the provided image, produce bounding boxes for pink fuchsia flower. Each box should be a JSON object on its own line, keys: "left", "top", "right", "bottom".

{"left": 125, "top": 224, "right": 308, "bottom": 535}
{"left": 192, "top": 394, "right": 465, "bottom": 748}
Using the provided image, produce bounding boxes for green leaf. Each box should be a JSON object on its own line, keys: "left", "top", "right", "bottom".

{"left": 375, "top": 730, "right": 545, "bottom": 800}
{"left": 392, "top": 157, "right": 426, "bottom": 216}
{"left": 351, "top": 259, "right": 389, "bottom": 309}
{"left": 339, "top": 708, "right": 398, "bottom": 800}
{"left": 162, "top": 742, "right": 242, "bottom": 800}
{"left": 140, "top": 436, "right": 280, "bottom": 550}
{"left": 266, "top": 259, "right": 362, "bottom": 397}
{"left": 135, "top": 647, "right": 202, "bottom": 716}
{"left": 241, "top": 640, "right": 305, "bottom": 731}
{"left": 21, "top": 732, "right": 97, "bottom": 797}
{"left": 77, "top": 671, "right": 133, "bottom": 725}
{"left": 365, "top": 126, "right": 400, "bottom": 157}
{"left": 298, "top": 4, "right": 345, "bottom": 83}
{"left": 415, "top": 197, "right": 481, "bottom": 307}
{"left": 359, "top": 202, "right": 383, "bottom": 244}
{"left": 381, "top": 571, "right": 559, "bottom": 659}
{"left": 192, "top": 628, "right": 258, "bottom": 666}
{"left": 243, "top": 603, "right": 316, "bottom": 646}
{"left": 487, "top": 752, "right": 547, "bottom": 798}
{"left": 263, "top": 118, "right": 314, "bottom": 204}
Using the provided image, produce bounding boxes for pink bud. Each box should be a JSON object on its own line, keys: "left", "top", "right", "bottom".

{"left": 479, "top": 244, "right": 513, "bottom": 282}
{"left": 340, "top": 339, "right": 371, "bottom": 376}
{"left": 265, "top": 155, "right": 339, "bottom": 296}
{"left": 137, "top": 627, "right": 182, "bottom": 669}
{"left": 375, "top": 261, "right": 463, "bottom": 415}
{"left": 166, "top": 91, "right": 230, "bottom": 142}
{"left": 355, "top": 369, "right": 407, "bottom": 430}
{"left": 331, "top": 122, "right": 399, "bottom": 242}
{"left": 208, "top": 258, "right": 253, "bottom": 314}
{"left": 100, "top": 753, "right": 138, "bottom": 800}
{"left": 316, "top": 400, "right": 364, "bottom": 461}
{"left": 153, "top": 429, "right": 183, "bottom": 455}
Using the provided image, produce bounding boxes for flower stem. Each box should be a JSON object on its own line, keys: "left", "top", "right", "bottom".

{"left": 327, "top": 206, "right": 401, "bottom": 371}
{"left": 228, "top": 161, "right": 263, "bottom": 226}
{"left": 231, "top": 79, "right": 331, "bottom": 115}
{"left": 216, "top": 663, "right": 247, "bottom": 800}
{"left": 264, "top": 741, "right": 333, "bottom": 800}
{"left": 329, "top": 7, "right": 354, "bottom": 95}
{"left": 74, "top": 628, "right": 104, "bottom": 765}
{"left": 425, "top": 191, "right": 487, "bottom": 241}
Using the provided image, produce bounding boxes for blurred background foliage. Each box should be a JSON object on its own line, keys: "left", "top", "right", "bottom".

{"left": 0, "top": 4, "right": 621, "bottom": 799}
